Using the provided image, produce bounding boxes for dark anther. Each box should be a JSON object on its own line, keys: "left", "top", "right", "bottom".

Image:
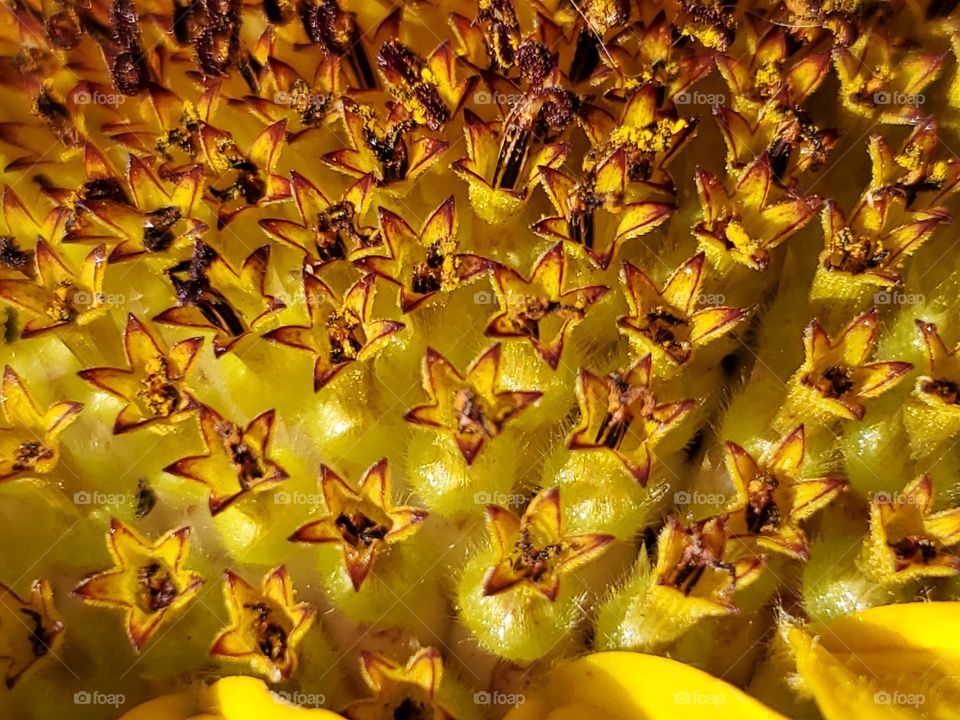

{"left": 0, "top": 236, "right": 32, "bottom": 272}
{"left": 46, "top": 11, "right": 81, "bottom": 49}
{"left": 335, "top": 512, "right": 388, "bottom": 548}
{"left": 136, "top": 563, "right": 178, "bottom": 612}
{"left": 20, "top": 608, "right": 55, "bottom": 658}
{"left": 143, "top": 206, "right": 182, "bottom": 252}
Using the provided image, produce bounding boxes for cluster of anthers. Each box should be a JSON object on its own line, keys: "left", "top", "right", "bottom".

{"left": 2, "top": 0, "right": 960, "bottom": 718}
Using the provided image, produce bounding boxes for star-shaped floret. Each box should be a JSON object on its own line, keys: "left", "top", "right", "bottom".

{"left": 534, "top": 151, "right": 673, "bottom": 269}
{"left": 817, "top": 194, "right": 949, "bottom": 288}
{"left": 583, "top": 83, "right": 696, "bottom": 194}
{"left": 0, "top": 188, "right": 68, "bottom": 272}
{"left": 452, "top": 110, "right": 569, "bottom": 224}
{"left": 405, "top": 344, "right": 541, "bottom": 464}
{"left": 652, "top": 516, "right": 764, "bottom": 619}
{"left": 487, "top": 243, "right": 607, "bottom": 369}
{"left": 712, "top": 102, "right": 840, "bottom": 185}
{"left": 323, "top": 98, "right": 448, "bottom": 186}
{"left": 618, "top": 253, "right": 746, "bottom": 366}
{"left": 78, "top": 314, "right": 201, "bottom": 433}
{"left": 65, "top": 156, "right": 206, "bottom": 261}
{"left": 0, "top": 241, "right": 107, "bottom": 338}
{"left": 263, "top": 271, "right": 404, "bottom": 391}
{"left": 199, "top": 119, "right": 292, "bottom": 225}
{"left": 867, "top": 124, "right": 960, "bottom": 207}
{"left": 694, "top": 154, "right": 820, "bottom": 271}
{"left": 164, "top": 407, "right": 288, "bottom": 515}
{"left": 716, "top": 25, "right": 831, "bottom": 109}
{"left": 724, "top": 426, "right": 846, "bottom": 560}
{"left": 913, "top": 320, "right": 960, "bottom": 415}
{"left": 357, "top": 197, "right": 490, "bottom": 312}
{"left": 73, "top": 519, "right": 202, "bottom": 651}
{"left": 210, "top": 566, "right": 316, "bottom": 683}
{"left": 568, "top": 355, "right": 693, "bottom": 484}
{"left": 833, "top": 28, "right": 943, "bottom": 125}
{"left": 482, "top": 487, "right": 613, "bottom": 601}
{"left": 862, "top": 475, "right": 960, "bottom": 585}
{"left": 343, "top": 647, "right": 452, "bottom": 720}
{"left": 289, "top": 460, "right": 426, "bottom": 590}
{"left": 798, "top": 309, "right": 912, "bottom": 421}
{"left": 0, "top": 366, "right": 82, "bottom": 483}
{"left": 376, "top": 40, "right": 476, "bottom": 131}
{"left": 259, "top": 172, "right": 381, "bottom": 268}
{"left": 592, "top": 12, "right": 714, "bottom": 103}
{"left": 0, "top": 579, "right": 64, "bottom": 688}
{"left": 154, "top": 242, "right": 285, "bottom": 357}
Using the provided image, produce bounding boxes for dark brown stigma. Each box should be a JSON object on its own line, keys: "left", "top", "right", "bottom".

{"left": 891, "top": 535, "right": 939, "bottom": 565}
{"left": 921, "top": 378, "right": 960, "bottom": 405}
{"left": 335, "top": 511, "right": 388, "bottom": 548}
{"left": 809, "top": 365, "right": 854, "bottom": 399}
{"left": 244, "top": 602, "right": 289, "bottom": 663}
{"left": 746, "top": 472, "right": 781, "bottom": 534}
{"left": 136, "top": 562, "right": 178, "bottom": 613}
{"left": 143, "top": 206, "right": 182, "bottom": 252}
{"left": 20, "top": 608, "right": 57, "bottom": 658}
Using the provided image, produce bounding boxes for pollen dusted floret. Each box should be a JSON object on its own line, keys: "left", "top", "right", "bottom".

{"left": 4, "top": 0, "right": 960, "bottom": 718}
